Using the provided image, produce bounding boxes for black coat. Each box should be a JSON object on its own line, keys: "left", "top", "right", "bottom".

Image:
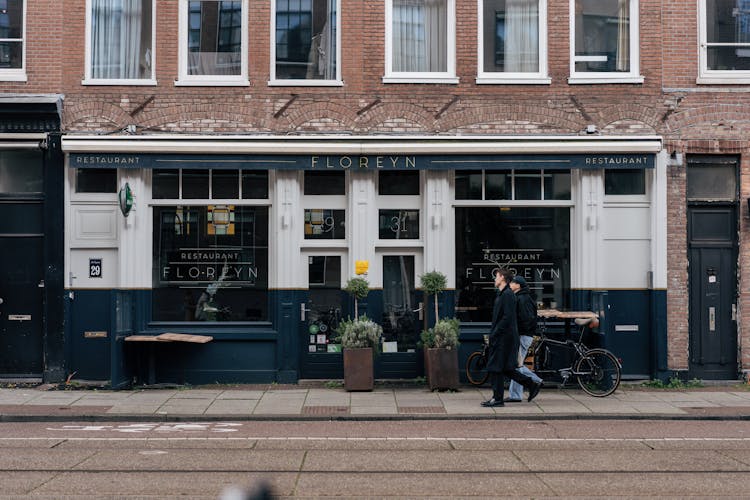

{"left": 515, "top": 286, "right": 538, "bottom": 338}
{"left": 486, "top": 285, "right": 520, "bottom": 373}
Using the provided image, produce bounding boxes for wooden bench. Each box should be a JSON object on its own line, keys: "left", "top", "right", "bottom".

{"left": 125, "top": 333, "right": 213, "bottom": 385}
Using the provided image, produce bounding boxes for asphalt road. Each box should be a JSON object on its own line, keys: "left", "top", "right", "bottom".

{"left": 2, "top": 419, "right": 750, "bottom": 498}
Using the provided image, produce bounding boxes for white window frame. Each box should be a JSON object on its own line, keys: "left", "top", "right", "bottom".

{"left": 0, "top": 0, "right": 26, "bottom": 82}
{"left": 383, "top": 0, "right": 458, "bottom": 84}
{"left": 568, "top": 0, "right": 643, "bottom": 84}
{"left": 375, "top": 170, "right": 423, "bottom": 247}
{"left": 697, "top": 0, "right": 750, "bottom": 84}
{"left": 476, "top": 0, "right": 550, "bottom": 84}
{"left": 83, "top": 0, "right": 157, "bottom": 86}
{"left": 176, "top": 0, "right": 249, "bottom": 87}
{"left": 269, "top": 0, "right": 343, "bottom": 86}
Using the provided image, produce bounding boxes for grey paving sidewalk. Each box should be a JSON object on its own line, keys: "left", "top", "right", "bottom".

{"left": 2, "top": 384, "right": 750, "bottom": 420}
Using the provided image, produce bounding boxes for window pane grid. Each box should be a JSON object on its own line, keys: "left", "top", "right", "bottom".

{"left": 456, "top": 169, "right": 570, "bottom": 201}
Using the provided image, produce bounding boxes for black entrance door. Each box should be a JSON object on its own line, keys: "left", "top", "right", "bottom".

{"left": 0, "top": 151, "right": 45, "bottom": 376}
{"left": 688, "top": 206, "right": 737, "bottom": 379}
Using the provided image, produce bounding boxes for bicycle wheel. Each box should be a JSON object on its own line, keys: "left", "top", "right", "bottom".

{"left": 465, "top": 351, "right": 489, "bottom": 386}
{"left": 575, "top": 349, "right": 621, "bottom": 397}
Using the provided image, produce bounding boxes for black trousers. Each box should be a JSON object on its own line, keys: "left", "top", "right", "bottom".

{"left": 490, "top": 368, "right": 535, "bottom": 401}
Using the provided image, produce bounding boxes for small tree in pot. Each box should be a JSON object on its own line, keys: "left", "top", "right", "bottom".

{"left": 420, "top": 271, "right": 460, "bottom": 390}
{"left": 338, "top": 277, "right": 381, "bottom": 391}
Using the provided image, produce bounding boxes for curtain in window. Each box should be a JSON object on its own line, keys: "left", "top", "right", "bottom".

{"left": 505, "top": 0, "right": 538, "bottom": 72}
{"left": 92, "top": 0, "right": 146, "bottom": 79}
{"left": 305, "top": 0, "right": 337, "bottom": 79}
{"left": 616, "top": 0, "right": 630, "bottom": 71}
{"left": 393, "top": 0, "right": 447, "bottom": 72}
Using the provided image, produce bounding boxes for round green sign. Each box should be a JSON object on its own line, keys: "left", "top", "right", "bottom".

{"left": 308, "top": 324, "right": 319, "bottom": 334}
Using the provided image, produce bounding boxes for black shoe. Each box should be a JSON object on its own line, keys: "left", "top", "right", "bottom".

{"left": 527, "top": 382, "right": 542, "bottom": 403}
{"left": 503, "top": 398, "right": 522, "bottom": 403}
{"left": 481, "top": 398, "right": 505, "bottom": 407}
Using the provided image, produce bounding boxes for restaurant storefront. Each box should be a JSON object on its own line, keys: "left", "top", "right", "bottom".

{"left": 61, "top": 135, "right": 666, "bottom": 385}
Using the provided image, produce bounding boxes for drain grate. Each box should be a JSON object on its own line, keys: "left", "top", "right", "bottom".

{"left": 398, "top": 406, "right": 447, "bottom": 414}
{"left": 302, "top": 405, "right": 350, "bottom": 415}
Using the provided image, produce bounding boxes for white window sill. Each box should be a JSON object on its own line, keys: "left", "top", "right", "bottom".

{"left": 375, "top": 240, "right": 423, "bottom": 249}
{"left": 268, "top": 79, "right": 344, "bottom": 87}
{"left": 82, "top": 79, "right": 158, "bottom": 86}
{"left": 382, "top": 76, "right": 459, "bottom": 84}
{"left": 0, "top": 72, "right": 27, "bottom": 82}
{"left": 476, "top": 76, "right": 551, "bottom": 85}
{"left": 174, "top": 79, "right": 250, "bottom": 87}
{"left": 568, "top": 76, "right": 644, "bottom": 84}
{"left": 300, "top": 240, "right": 349, "bottom": 249}
{"left": 696, "top": 76, "right": 750, "bottom": 85}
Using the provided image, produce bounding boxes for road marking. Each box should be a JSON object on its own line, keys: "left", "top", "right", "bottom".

{"left": 44, "top": 422, "right": 242, "bottom": 433}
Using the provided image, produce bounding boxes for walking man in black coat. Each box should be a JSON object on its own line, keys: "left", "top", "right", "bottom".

{"left": 481, "top": 269, "right": 543, "bottom": 407}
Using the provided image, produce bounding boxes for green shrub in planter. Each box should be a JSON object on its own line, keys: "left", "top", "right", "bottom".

{"left": 336, "top": 316, "right": 383, "bottom": 351}
{"left": 421, "top": 317, "right": 460, "bottom": 350}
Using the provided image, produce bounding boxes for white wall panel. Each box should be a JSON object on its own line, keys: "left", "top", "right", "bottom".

{"left": 69, "top": 249, "right": 118, "bottom": 289}
{"left": 600, "top": 240, "right": 651, "bottom": 288}
{"left": 71, "top": 205, "right": 118, "bottom": 247}
{"left": 601, "top": 206, "right": 651, "bottom": 240}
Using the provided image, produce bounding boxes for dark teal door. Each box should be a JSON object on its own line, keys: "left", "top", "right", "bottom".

{"left": 0, "top": 151, "right": 45, "bottom": 375}
{"left": 687, "top": 156, "right": 739, "bottom": 380}
{"left": 300, "top": 256, "right": 344, "bottom": 378}
{"left": 688, "top": 207, "right": 738, "bottom": 379}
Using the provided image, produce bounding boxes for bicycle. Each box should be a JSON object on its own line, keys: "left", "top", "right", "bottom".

{"left": 465, "top": 317, "right": 622, "bottom": 397}
{"left": 531, "top": 317, "right": 622, "bottom": 397}
{"left": 465, "top": 334, "right": 490, "bottom": 386}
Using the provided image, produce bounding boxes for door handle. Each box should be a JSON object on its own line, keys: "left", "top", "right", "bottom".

{"left": 709, "top": 306, "right": 716, "bottom": 332}
{"left": 300, "top": 303, "right": 311, "bottom": 321}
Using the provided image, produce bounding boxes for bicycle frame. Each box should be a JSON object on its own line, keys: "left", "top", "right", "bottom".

{"left": 533, "top": 321, "right": 597, "bottom": 383}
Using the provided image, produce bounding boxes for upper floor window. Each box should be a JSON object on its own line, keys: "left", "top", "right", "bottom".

{"left": 177, "top": 0, "right": 248, "bottom": 86}
{"left": 0, "top": 0, "right": 25, "bottom": 81}
{"left": 270, "top": 0, "right": 341, "bottom": 85}
{"left": 569, "top": 0, "right": 642, "bottom": 84}
{"left": 384, "top": 0, "right": 458, "bottom": 84}
{"left": 477, "top": 0, "right": 549, "bottom": 84}
{"left": 698, "top": 0, "right": 750, "bottom": 83}
{"left": 84, "top": 0, "right": 155, "bottom": 85}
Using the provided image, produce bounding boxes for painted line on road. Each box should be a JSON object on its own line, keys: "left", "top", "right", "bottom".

{"left": 5, "top": 435, "right": 750, "bottom": 442}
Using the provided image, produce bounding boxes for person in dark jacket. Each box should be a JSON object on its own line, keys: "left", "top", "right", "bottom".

{"left": 506, "top": 275, "right": 543, "bottom": 402}
{"left": 481, "top": 269, "right": 542, "bottom": 407}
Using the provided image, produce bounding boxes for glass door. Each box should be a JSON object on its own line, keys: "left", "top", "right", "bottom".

{"left": 381, "top": 255, "right": 420, "bottom": 353}
{"left": 300, "top": 255, "right": 344, "bottom": 378}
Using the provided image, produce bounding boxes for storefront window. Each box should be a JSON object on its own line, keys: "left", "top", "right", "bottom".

{"left": 456, "top": 169, "right": 571, "bottom": 200}
{"left": 304, "top": 171, "right": 345, "bottom": 195}
{"left": 455, "top": 207, "right": 570, "bottom": 322}
{"left": 152, "top": 169, "right": 269, "bottom": 199}
{"left": 379, "top": 209, "right": 419, "bottom": 239}
{"left": 75, "top": 168, "right": 117, "bottom": 193}
{"left": 152, "top": 205, "right": 269, "bottom": 322}
{"left": 304, "top": 209, "right": 345, "bottom": 239}
{"left": 182, "top": 169, "right": 210, "bottom": 199}
{"left": 604, "top": 169, "right": 645, "bottom": 195}
{"left": 379, "top": 171, "right": 420, "bottom": 195}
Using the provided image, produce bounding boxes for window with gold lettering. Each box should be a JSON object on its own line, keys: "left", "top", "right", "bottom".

{"left": 152, "top": 206, "right": 269, "bottom": 322}
{"left": 455, "top": 207, "right": 569, "bottom": 322}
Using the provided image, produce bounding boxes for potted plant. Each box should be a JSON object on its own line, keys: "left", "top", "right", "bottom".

{"left": 420, "top": 271, "right": 460, "bottom": 390}
{"left": 338, "top": 278, "right": 382, "bottom": 391}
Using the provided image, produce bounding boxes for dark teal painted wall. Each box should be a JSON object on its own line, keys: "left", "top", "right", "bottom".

{"left": 63, "top": 287, "right": 667, "bottom": 384}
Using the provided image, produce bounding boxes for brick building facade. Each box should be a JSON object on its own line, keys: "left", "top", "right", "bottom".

{"left": 1, "top": 0, "right": 747, "bottom": 383}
